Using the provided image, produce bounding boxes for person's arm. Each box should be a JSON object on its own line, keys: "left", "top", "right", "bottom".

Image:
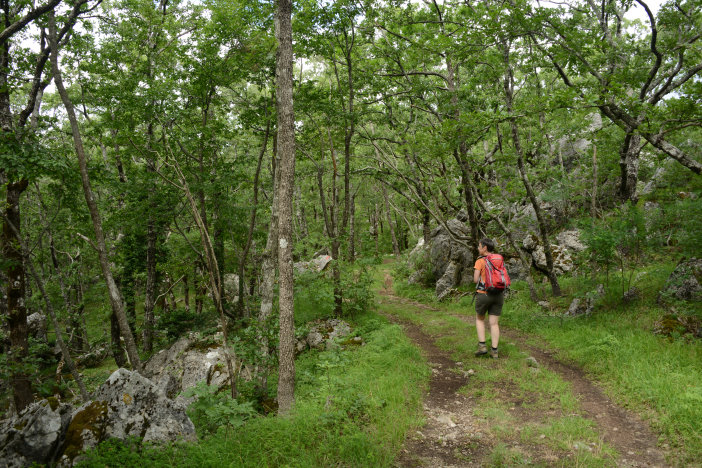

{"left": 474, "top": 267, "right": 481, "bottom": 284}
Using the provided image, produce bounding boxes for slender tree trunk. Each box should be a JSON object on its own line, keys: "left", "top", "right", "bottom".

{"left": 502, "top": 42, "right": 561, "bottom": 297}
{"left": 422, "top": 208, "right": 431, "bottom": 243}
{"left": 348, "top": 188, "right": 356, "bottom": 262}
{"left": 372, "top": 205, "right": 379, "bottom": 255}
{"left": 143, "top": 220, "right": 157, "bottom": 352}
{"left": 591, "top": 144, "right": 598, "bottom": 218}
{"left": 49, "top": 14, "right": 142, "bottom": 371}
{"left": 257, "top": 148, "right": 279, "bottom": 394}
{"left": 275, "top": 0, "right": 296, "bottom": 415}
{"left": 239, "top": 115, "right": 270, "bottom": 315}
{"left": 382, "top": 184, "right": 400, "bottom": 255}
{"left": 183, "top": 274, "right": 190, "bottom": 311}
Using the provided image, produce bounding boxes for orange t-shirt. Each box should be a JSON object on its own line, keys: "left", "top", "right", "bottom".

{"left": 474, "top": 257, "right": 487, "bottom": 294}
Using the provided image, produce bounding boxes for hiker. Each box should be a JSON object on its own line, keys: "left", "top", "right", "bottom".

{"left": 473, "top": 238, "right": 510, "bottom": 359}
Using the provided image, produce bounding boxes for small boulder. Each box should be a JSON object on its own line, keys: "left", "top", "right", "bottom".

{"left": 223, "top": 274, "right": 240, "bottom": 303}
{"left": 0, "top": 399, "right": 73, "bottom": 468}
{"left": 659, "top": 258, "right": 702, "bottom": 302}
{"left": 505, "top": 258, "right": 526, "bottom": 282}
{"left": 76, "top": 346, "right": 110, "bottom": 368}
{"left": 532, "top": 244, "right": 573, "bottom": 275}
{"left": 556, "top": 230, "right": 586, "bottom": 253}
{"left": 436, "top": 261, "right": 459, "bottom": 301}
{"left": 526, "top": 357, "right": 539, "bottom": 368}
{"left": 27, "top": 312, "right": 48, "bottom": 342}
{"left": 59, "top": 369, "right": 196, "bottom": 465}
{"left": 566, "top": 297, "right": 594, "bottom": 316}
{"left": 311, "top": 255, "right": 333, "bottom": 272}
{"left": 622, "top": 287, "right": 640, "bottom": 303}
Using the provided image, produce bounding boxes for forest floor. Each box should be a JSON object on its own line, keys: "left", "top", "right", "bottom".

{"left": 376, "top": 264, "right": 669, "bottom": 468}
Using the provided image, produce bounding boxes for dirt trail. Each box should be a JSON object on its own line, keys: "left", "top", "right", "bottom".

{"left": 378, "top": 275, "right": 668, "bottom": 468}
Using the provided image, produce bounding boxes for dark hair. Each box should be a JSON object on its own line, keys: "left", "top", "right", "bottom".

{"left": 479, "top": 238, "right": 495, "bottom": 253}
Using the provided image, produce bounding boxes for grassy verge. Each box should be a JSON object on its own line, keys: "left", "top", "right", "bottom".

{"left": 501, "top": 265, "right": 702, "bottom": 466}
{"left": 78, "top": 312, "right": 428, "bottom": 467}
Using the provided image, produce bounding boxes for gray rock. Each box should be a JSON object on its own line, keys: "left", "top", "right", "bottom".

{"left": 311, "top": 255, "right": 333, "bottom": 272}
{"left": 307, "top": 331, "right": 325, "bottom": 350}
{"left": 0, "top": 399, "right": 73, "bottom": 468}
{"left": 305, "top": 319, "right": 353, "bottom": 350}
{"left": 532, "top": 244, "right": 573, "bottom": 275}
{"left": 409, "top": 237, "right": 426, "bottom": 258}
{"left": 59, "top": 369, "right": 196, "bottom": 465}
{"left": 77, "top": 346, "right": 110, "bottom": 368}
{"left": 523, "top": 233, "right": 540, "bottom": 252}
{"left": 659, "top": 258, "right": 702, "bottom": 302}
{"left": 566, "top": 297, "right": 594, "bottom": 316}
{"left": 143, "top": 336, "right": 243, "bottom": 402}
{"left": 223, "top": 274, "right": 240, "bottom": 303}
{"left": 506, "top": 258, "right": 526, "bottom": 282}
{"left": 436, "top": 261, "right": 459, "bottom": 301}
{"left": 556, "top": 230, "right": 586, "bottom": 253}
{"left": 27, "top": 312, "right": 48, "bottom": 342}
{"left": 526, "top": 357, "right": 539, "bottom": 368}
{"left": 623, "top": 287, "right": 640, "bottom": 303}
{"left": 537, "top": 301, "right": 550, "bottom": 309}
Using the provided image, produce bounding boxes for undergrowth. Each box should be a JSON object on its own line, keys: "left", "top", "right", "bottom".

{"left": 77, "top": 312, "right": 428, "bottom": 467}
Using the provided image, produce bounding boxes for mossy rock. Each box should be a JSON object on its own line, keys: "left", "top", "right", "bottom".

{"left": 60, "top": 400, "right": 108, "bottom": 462}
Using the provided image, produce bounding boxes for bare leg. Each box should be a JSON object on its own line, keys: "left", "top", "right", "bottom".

{"left": 489, "top": 315, "right": 500, "bottom": 348}
{"left": 476, "top": 314, "right": 486, "bottom": 342}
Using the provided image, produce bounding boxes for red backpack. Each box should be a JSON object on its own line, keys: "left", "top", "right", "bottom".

{"left": 481, "top": 254, "right": 511, "bottom": 294}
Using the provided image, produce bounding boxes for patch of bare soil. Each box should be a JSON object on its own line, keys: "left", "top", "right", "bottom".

{"left": 386, "top": 312, "right": 491, "bottom": 467}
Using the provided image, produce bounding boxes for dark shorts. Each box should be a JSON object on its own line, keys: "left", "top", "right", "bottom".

{"left": 475, "top": 291, "right": 504, "bottom": 316}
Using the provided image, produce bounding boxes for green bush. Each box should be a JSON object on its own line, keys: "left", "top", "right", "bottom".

{"left": 156, "top": 307, "right": 199, "bottom": 340}
{"left": 181, "top": 382, "right": 259, "bottom": 436}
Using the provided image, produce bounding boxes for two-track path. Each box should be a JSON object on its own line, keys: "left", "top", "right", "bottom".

{"left": 377, "top": 266, "right": 668, "bottom": 468}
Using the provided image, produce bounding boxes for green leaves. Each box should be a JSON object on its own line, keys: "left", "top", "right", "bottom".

{"left": 0, "top": 129, "right": 69, "bottom": 182}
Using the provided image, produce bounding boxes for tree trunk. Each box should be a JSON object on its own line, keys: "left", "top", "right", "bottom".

{"left": 422, "top": 208, "right": 431, "bottom": 244}
{"left": 591, "top": 144, "right": 598, "bottom": 218}
{"left": 257, "top": 148, "right": 279, "bottom": 394}
{"left": 275, "top": 0, "right": 296, "bottom": 415}
{"left": 382, "top": 184, "right": 400, "bottom": 255}
{"left": 143, "top": 220, "right": 157, "bottom": 352}
{"left": 3, "top": 179, "right": 34, "bottom": 411}
{"left": 347, "top": 188, "right": 356, "bottom": 262}
{"left": 502, "top": 42, "right": 561, "bottom": 297}
{"left": 110, "top": 312, "right": 127, "bottom": 367}
{"left": 239, "top": 116, "right": 270, "bottom": 315}
{"left": 372, "top": 205, "right": 379, "bottom": 256}
{"left": 183, "top": 274, "right": 190, "bottom": 312}
{"left": 618, "top": 132, "right": 643, "bottom": 204}
{"left": 3, "top": 217, "right": 90, "bottom": 401}
{"left": 49, "top": 14, "right": 142, "bottom": 371}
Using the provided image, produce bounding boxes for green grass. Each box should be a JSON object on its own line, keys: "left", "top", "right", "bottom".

{"left": 499, "top": 262, "right": 702, "bottom": 466}
{"left": 78, "top": 312, "right": 429, "bottom": 467}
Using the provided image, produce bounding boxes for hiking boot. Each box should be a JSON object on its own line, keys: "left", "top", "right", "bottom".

{"left": 474, "top": 343, "right": 488, "bottom": 356}
{"left": 490, "top": 348, "right": 499, "bottom": 359}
